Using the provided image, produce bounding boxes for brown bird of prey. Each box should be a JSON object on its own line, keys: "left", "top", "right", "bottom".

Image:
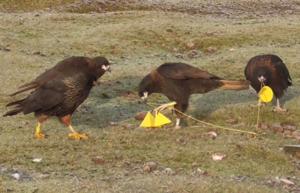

{"left": 138, "top": 62, "right": 249, "bottom": 128}
{"left": 244, "top": 54, "right": 292, "bottom": 112}
{"left": 3, "top": 56, "right": 110, "bottom": 140}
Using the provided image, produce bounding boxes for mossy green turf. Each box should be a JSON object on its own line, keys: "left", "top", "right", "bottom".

{"left": 0, "top": 5, "right": 300, "bottom": 193}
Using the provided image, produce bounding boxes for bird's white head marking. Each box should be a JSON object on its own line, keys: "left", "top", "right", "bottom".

{"left": 141, "top": 92, "right": 148, "bottom": 100}
{"left": 258, "top": 76, "right": 266, "bottom": 83}
{"left": 102, "top": 65, "right": 110, "bottom": 71}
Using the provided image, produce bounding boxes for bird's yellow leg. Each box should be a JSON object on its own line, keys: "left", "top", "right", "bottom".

{"left": 68, "top": 125, "right": 88, "bottom": 140}
{"left": 34, "top": 122, "right": 45, "bottom": 139}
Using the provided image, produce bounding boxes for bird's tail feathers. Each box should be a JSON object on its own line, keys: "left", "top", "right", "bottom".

{"left": 219, "top": 80, "right": 250, "bottom": 90}
{"left": 6, "top": 98, "right": 26, "bottom": 107}
{"left": 3, "top": 98, "right": 26, "bottom": 116}
{"left": 3, "top": 107, "right": 23, "bottom": 117}
{"left": 10, "top": 82, "right": 38, "bottom": 96}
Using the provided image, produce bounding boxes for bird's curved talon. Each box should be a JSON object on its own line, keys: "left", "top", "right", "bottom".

{"left": 35, "top": 132, "right": 45, "bottom": 139}
{"left": 68, "top": 132, "right": 88, "bottom": 140}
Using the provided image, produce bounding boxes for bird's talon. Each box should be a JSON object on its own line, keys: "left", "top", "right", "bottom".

{"left": 68, "top": 132, "right": 88, "bottom": 140}
{"left": 35, "top": 132, "right": 45, "bottom": 139}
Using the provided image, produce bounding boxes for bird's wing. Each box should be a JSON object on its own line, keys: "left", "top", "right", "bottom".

{"left": 10, "top": 66, "right": 62, "bottom": 96}
{"left": 271, "top": 60, "right": 292, "bottom": 83}
{"left": 10, "top": 57, "right": 90, "bottom": 96}
{"left": 22, "top": 78, "right": 66, "bottom": 114}
{"left": 157, "top": 63, "right": 220, "bottom": 80}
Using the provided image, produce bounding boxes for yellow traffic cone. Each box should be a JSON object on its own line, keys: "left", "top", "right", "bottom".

{"left": 140, "top": 112, "right": 155, "bottom": 128}
{"left": 153, "top": 112, "right": 172, "bottom": 127}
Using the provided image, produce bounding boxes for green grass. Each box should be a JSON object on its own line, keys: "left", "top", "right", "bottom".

{"left": 0, "top": 4, "right": 300, "bottom": 193}
{"left": 0, "top": 0, "right": 75, "bottom": 11}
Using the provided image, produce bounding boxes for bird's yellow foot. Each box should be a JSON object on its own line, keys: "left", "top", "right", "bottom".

{"left": 35, "top": 132, "right": 45, "bottom": 139}
{"left": 68, "top": 132, "right": 88, "bottom": 140}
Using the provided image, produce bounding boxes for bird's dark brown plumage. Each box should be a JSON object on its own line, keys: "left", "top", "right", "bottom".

{"left": 138, "top": 62, "right": 249, "bottom": 126}
{"left": 244, "top": 54, "right": 292, "bottom": 111}
{"left": 244, "top": 54, "right": 292, "bottom": 98}
{"left": 3, "top": 56, "right": 110, "bottom": 139}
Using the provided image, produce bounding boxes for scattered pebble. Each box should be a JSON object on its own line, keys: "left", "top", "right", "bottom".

{"left": 186, "top": 42, "right": 195, "bottom": 49}
{"left": 163, "top": 167, "right": 175, "bottom": 175}
{"left": 212, "top": 153, "right": 226, "bottom": 161}
{"left": 176, "top": 137, "right": 187, "bottom": 145}
{"left": 92, "top": 156, "right": 106, "bottom": 165}
{"left": 206, "top": 131, "right": 218, "bottom": 139}
{"left": 11, "top": 173, "right": 21, "bottom": 180}
{"left": 280, "top": 178, "right": 295, "bottom": 186}
{"left": 143, "top": 161, "right": 157, "bottom": 173}
{"left": 32, "top": 158, "right": 42, "bottom": 163}
{"left": 109, "top": 121, "right": 118, "bottom": 126}
{"left": 135, "top": 111, "right": 147, "bottom": 121}
{"left": 205, "top": 46, "right": 217, "bottom": 54}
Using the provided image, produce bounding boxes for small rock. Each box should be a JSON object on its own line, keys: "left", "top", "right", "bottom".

{"left": 135, "top": 112, "right": 147, "bottom": 121}
{"left": 206, "top": 131, "right": 217, "bottom": 139}
{"left": 186, "top": 42, "right": 195, "bottom": 49}
{"left": 109, "top": 121, "right": 118, "bottom": 126}
{"left": 33, "top": 51, "right": 46, "bottom": 57}
{"left": 195, "top": 168, "right": 208, "bottom": 176}
{"left": 92, "top": 156, "right": 105, "bottom": 165}
{"left": 12, "top": 173, "right": 21, "bottom": 180}
{"left": 32, "top": 158, "right": 42, "bottom": 163}
{"left": 143, "top": 161, "right": 157, "bottom": 173}
{"left": 176, "top": 137, "right": 187, "bottom": 145}
{"left": 205, "top": 46, "right": 217, "bottom": 54}
{"left": 187, "top": 49, "right": 199, "bottom": 58}
{"left": 212, "top": 153, "right": 226, "bottom": 161}
{"left": 163, "top": 168, "right": 175, "bottom": 175}
{"left": 280, "top": 178, "right": 295, "bottom": 186}
{"left": 122, "top": 124, "right": 134, "bottom": 130}
{"left": 175, "top": 53, "right": 184, "bottom": 58}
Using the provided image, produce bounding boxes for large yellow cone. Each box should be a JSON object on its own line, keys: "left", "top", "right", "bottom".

{"left": 258, "top": 86, "right": 273, "bottom": 103}
{"left": 140, "top": 112, "right": 172, "bottom": 128}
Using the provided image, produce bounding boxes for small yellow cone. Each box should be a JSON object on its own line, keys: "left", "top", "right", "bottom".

{"left": 153, "top": 112, "right": 172, "bottom": 127}
{"left": 140, "top": 111, "right": 172, "bottom": 128}
{"left": 258, "top": 86, "right": 274, "bottom": 103}
{"left": 140, "top": 112, "right": 155, "bottom": 128}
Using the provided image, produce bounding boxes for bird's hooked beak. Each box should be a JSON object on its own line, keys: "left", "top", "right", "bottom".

{"left": 258, "top": 76, "right": 266, "bottom": 83}
{"left": 102, "top": 65, "right": 111, "bottom": 72}
{"left": 140, "top": 92, "right": 148, "bottom": 102}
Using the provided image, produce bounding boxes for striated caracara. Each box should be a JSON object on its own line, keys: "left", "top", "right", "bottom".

{"left": 138, "top": 62, "right": 249, "bottom": 128}
{"left": 4, "top": 56, "right": 111, "bottom": 140}
{"left": 244, "top": 54, "right": 292, "bottom": 112}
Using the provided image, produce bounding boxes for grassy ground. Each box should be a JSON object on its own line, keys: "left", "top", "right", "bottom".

{"left": 0, "top": 1, "right": 300, "bottom": 193}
